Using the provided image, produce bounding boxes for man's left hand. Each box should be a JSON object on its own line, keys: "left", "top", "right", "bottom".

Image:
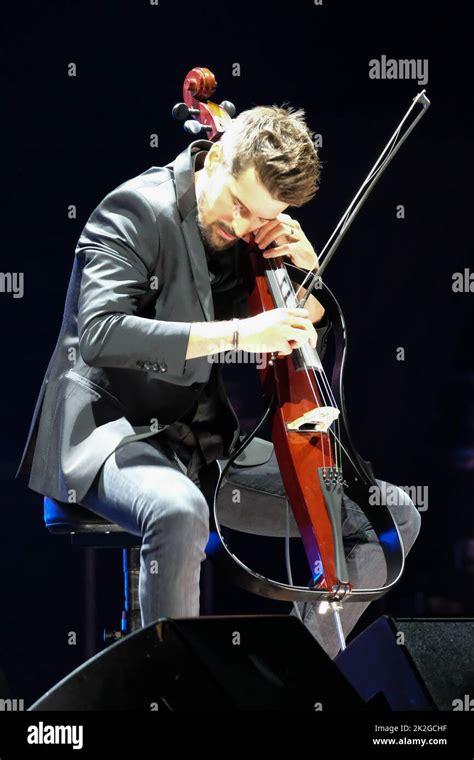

{"left": 253, "top": 213, "right": 319, "bottom": 272}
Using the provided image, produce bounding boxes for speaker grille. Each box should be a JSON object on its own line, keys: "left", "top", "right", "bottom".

{"left": 395, "top": 619, "right": 474, "bottom": 711}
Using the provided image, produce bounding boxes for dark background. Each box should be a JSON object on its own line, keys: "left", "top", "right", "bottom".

{"left": 1, "top": 0, "right": 472, "bottom": 706}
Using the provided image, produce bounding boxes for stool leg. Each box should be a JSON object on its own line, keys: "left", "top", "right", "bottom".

{"left": 122, "top": 547, "right": 142, "bottom": 635}
{"left": 104, "top": 546, "right": 143, "bottom": 642}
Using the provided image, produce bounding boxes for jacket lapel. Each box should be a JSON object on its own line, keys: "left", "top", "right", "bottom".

{"left": 166, "top": 139, "right": 215, "bottom": 322}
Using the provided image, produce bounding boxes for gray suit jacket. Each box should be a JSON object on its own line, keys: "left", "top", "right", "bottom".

{"left": 16, "top": 138, "right": 330, "bottom": 505}
{"left": 16, "top": 139, "right": 247, "bottom": 503}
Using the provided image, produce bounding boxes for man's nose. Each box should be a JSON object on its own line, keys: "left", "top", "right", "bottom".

{"left": 232, "top": 218, "right": 264, "bottom": 239}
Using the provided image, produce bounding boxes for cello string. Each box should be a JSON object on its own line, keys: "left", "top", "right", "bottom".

{"left": 284, "top": 261, "right": 338, "bottom": 469}
{"left": 268, "top": 256, "right": 340, "bottom": 470}
{"left": 326, "top": 425, "right": 360, "bottom": 473}
{"left": 274, "top": 253, "right": 343, "bottom": 470}
{"left": 276, "top": 257, "right": 346, "bottom": 474}
{"left": 271, "top": 240, "right": 348, "bottom": 475}
{"left": 282, "top": 260, "right": 342, "bottom": 443}
{"left": 278, "top": 256, "right": 343, "bottom": 471}
{"left": 310, "top": 351, "right": 342, "bottom": 472}
{"left": 267, "top": 255, "right": 332, "bottom": 468}
{"left": 267, "top": 239, "right": 338, "bottom": 417}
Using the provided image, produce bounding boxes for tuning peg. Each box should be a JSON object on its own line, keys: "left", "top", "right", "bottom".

{"left": 172, "top": 102, "right": 201, "bottom": 121}
{"left": 220, "top": 100, "right": 236, "bottom": 118}
{"left": 184, "top": 120, "right": 212, "bottom": 136}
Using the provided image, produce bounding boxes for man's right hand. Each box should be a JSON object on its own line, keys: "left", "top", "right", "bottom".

{"left": 239, "top": 307, "right": 318, "bottom": 357}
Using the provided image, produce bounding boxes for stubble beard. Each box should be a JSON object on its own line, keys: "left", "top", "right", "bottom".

{"left": 196, "top": 194, "right": 236, "bottom": 252}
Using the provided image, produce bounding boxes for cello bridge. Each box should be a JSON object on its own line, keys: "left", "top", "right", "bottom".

{"left": 286, "top": 406, "right": 340, "bottom": 433}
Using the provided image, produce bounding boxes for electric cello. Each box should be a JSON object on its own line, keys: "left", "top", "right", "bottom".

{"left": 172, "top": 67, "right": 430, "bottom": 618}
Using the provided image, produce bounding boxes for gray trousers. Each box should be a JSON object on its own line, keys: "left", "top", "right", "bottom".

{"left": 79, "top": 438, "right": 421, "bottom": 659}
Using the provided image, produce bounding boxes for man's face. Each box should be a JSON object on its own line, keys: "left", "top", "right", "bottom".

{"left": 194, "top": 143, "right": 289, "bottom": 251}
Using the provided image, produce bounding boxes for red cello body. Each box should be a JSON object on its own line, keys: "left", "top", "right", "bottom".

{"left": 246, "top": 247, "right": 342, "bottom": 591}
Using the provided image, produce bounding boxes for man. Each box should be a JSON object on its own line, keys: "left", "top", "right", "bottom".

{"left": 16, "top": 105, "right": 421, "bottom": 659}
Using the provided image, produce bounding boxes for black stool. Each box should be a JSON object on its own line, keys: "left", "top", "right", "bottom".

{"left": 44, "top": 497, "right": 142, "bottom": 641}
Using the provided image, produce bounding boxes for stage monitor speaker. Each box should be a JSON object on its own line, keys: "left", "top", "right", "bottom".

{"left": 335, "top": 616, "right": 474, "bottom": 711}
{"left": 28, "top": 615, "right": 367, "bottom": 711}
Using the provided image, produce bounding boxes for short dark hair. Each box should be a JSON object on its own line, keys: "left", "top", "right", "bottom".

{"left": 220, "top": 104, "right": 320, "bottom": 207}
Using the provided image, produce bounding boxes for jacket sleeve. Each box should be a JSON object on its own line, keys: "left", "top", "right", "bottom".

{"left": 76, "top": 186, "right": 191, "bottom": 380}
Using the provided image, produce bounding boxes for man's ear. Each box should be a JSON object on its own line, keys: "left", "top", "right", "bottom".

{"left": 205, "top": 142, "right": 223, "bottom": 172}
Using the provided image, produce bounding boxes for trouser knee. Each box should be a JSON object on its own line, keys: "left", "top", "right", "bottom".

{"left": 376, "top": 480, "right": 422, "bottom": 555}
{"left": 144, "top": 483, "right": 210, "bottom": 552}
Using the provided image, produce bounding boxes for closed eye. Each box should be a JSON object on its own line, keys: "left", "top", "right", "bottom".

{"left": 232, "top": 195, "right": 274, "bottom": 223}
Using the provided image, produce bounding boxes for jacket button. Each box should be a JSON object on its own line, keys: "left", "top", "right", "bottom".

{"left": 151, "top": 363, "right": 159, "bottom": 372}
{"left": 160, "top": 363, "right": 168, "bottom": 372}
{"left": 143, "top": 361, "right": 151, "bottom": 370}
{"left": 136, "top": 360, "right": 144, "bottom": 368}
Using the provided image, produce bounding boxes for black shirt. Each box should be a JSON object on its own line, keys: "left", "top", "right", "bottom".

{"left": 149, "top": 150, "right": 253, "bottom": 486}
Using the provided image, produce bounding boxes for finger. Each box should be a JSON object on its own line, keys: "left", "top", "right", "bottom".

{"left": 256, "top": 224, "right": 289, "bottom": 249}
{"left": 288, "top": 338, "right": 305, "bottom": 349}
{"left": 276, "top": 213, "right": 297, "bottom": 226}
{"left": 286, "top": 326, "right": 313, "bottom": 343}
{"left": 277, "top": 342, "right": 293, "bottom": 357}
{"left": 285, "top": 315, "right": 314, "bottom": 329}
{"left": 262, "top": 244, "right": 291, "bottom": 258}
{"left": 254, "top": 221, "right": 280, "bottom": 246}
{"left": 283, "top": 311, "right": 311, "bottom": 324}
{"left": 287, "top": 325, "right": 318, "bottom": 348}
{"left": 285, "top": 308, "right": 309, "bottom": 317}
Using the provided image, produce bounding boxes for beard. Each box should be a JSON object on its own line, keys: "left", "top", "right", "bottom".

{"left": 196, "top": 216, "right": 237, "bottom": 251}
{"left": 195, "top": 180, "right": 237, "bottom": 251}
